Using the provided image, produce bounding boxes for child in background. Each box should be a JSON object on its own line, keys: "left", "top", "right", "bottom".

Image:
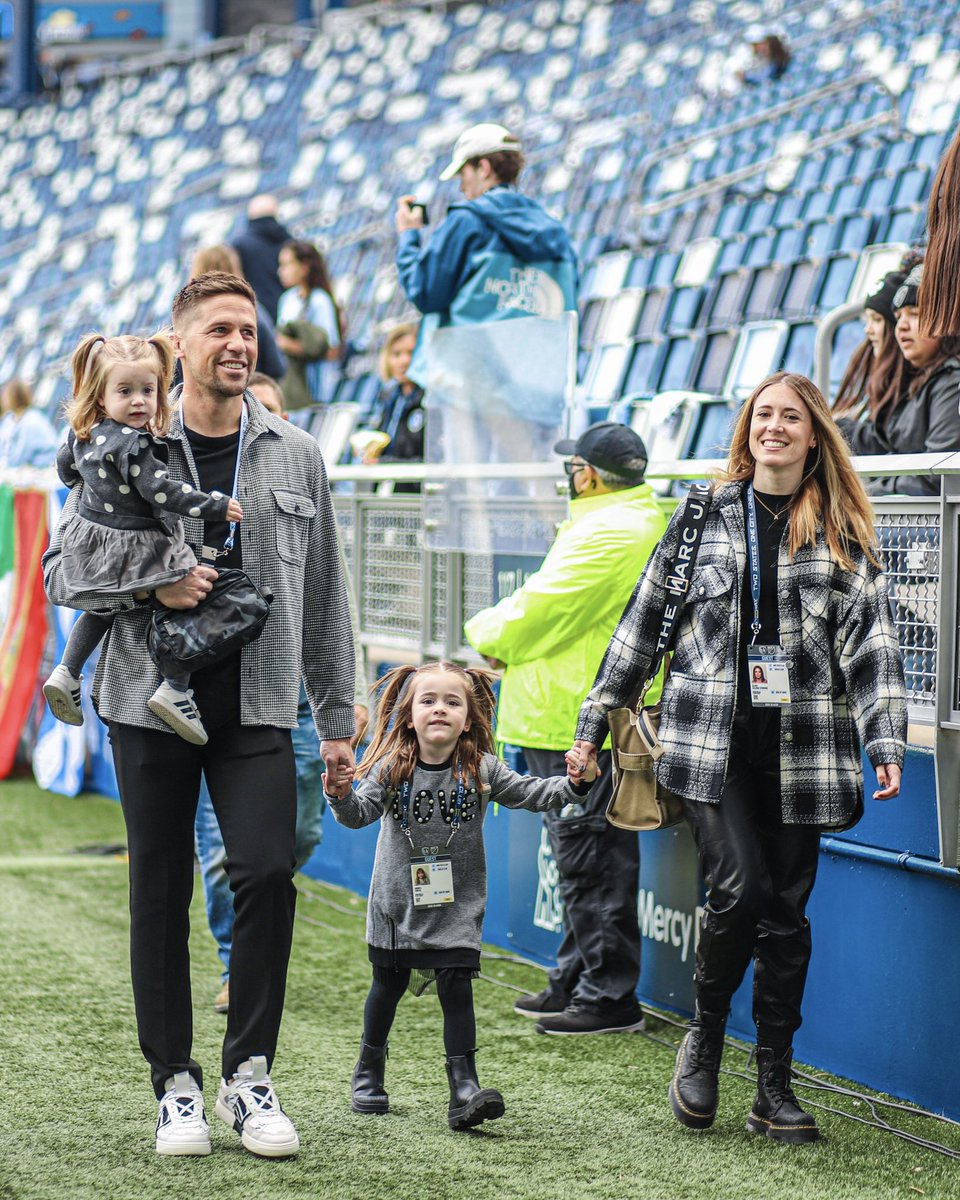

{"left": 323, "top": 660, "right": 596, "bottom": 1130}
{"left": 42, "top": 332, "right": 241, "bottom": 745}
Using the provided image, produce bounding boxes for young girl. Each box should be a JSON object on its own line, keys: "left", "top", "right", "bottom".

{"left": 323, "top": 660, "right": 596, "bottom": 1131}
{"left": 42, "top": 332, "right": 241, "bottom": 745}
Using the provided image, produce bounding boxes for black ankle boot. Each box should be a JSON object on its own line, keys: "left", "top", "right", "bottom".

{"left": 746, "top": 1046, "right": 819, "bottom": 1143}
{"left": 351, "top": 1040, "right": 389, "bottom": 1114}
{"left": 669, "top": 1022, "right": 726, "bottom": 1129}
{"left": 445, "top": 1050, "right": 505, "bottom": 1131}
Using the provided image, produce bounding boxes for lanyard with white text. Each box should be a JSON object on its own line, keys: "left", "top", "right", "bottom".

{"left": 745, "top": 484, "right": 764, "bottom": 645}
{"left": 399, "top": 764, "right": 466, "bottom": 849}
{"left": 200, "top": 400, "right": 247, "bottom": 564}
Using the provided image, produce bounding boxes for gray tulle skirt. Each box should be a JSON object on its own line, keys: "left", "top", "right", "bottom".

{"left": 59, "top": 515, "right": 197, "bottom": 595}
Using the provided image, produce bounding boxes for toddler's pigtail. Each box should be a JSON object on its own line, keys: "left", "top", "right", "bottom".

{"left": 356, "top": 664, "right": 418, "bottom": 782}
{"left": 147, "top": 331, "right": 177, "bottom": 435}
{"left": 66, "top": 333, "right": 108, "bottom": 440}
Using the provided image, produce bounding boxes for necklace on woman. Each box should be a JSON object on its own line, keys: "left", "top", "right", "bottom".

{"left": 753, "top": 492, "right": 792, "bottom": 522}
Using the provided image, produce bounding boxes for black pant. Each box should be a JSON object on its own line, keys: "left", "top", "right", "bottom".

{"left": 109, "top": 719, "right": 297, "bottom": 1098}
{"left": 682, "top": 712, "right": 820, "bottom": 1046}
{"left": 363, "top": 969, "right": 476, "bottom": 1056}
{"left": 526, "top": 747, "right": 641, "bottom": 1012}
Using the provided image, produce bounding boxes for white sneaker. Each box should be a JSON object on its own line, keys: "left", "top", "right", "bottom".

{"left": 156, "top": 1071, "right": 211, "bottom": 1156}
{"left": 147, "top": 682, "right": 208, "bottom": 745}
{"left": 43, "top": 665, "right": 84, "bottom": 726}
{"left": 215, "top": 1056, "right": 300, "bottom": 1158}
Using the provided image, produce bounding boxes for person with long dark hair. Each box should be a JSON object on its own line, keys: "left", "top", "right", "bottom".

{"left": 832, "top": 270, "right": 905, "bottom": 422}
{"left": 836, "top": 264, "right": 960, "bottom": 495}
{"left": 569, "top": 372, "right": 906, "bottom": 1144}
{"left": 275, "top": 239, "right": 345, "bottom": 410}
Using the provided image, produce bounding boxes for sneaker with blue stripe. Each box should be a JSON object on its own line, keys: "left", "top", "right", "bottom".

{"left": 156, "top": 1071, "right": 211, "bottom": 1156}
{"left": 215, "top": 1056, "right": 299, "bottom": 1158}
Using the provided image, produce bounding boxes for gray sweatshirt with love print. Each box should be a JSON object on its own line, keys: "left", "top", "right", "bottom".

{"left": 328, "top": 754, "right": 589, "bottom": 954}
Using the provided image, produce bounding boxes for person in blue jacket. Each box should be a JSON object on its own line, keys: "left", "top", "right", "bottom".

{"left": 395, "top": 122, "right": 578, "bottom": 391}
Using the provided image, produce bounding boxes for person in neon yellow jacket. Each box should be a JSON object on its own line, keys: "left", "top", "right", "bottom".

{"left": 464, "top": 422, "right": 667, "bottom": 1036}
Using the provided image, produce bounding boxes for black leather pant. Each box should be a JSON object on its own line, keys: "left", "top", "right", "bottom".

{"left": 682, "top": 710, "right": 820, "bottom": 1047}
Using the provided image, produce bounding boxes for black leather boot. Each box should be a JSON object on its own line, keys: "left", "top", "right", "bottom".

{"left": 445, "top": 1050, "right": 505, "bottom": 1131}
{"left": 668, "top": 1021, "right": 726, "bottom": 1129}
{"left": 746, "top": 1047, "right": 819, "bottom": 1143}
{"left": 351, "top": 1041, "right": 389, "bottom": 1114}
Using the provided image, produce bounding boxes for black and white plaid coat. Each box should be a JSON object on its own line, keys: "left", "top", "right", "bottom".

{"left": 576, "top": 482, "right": 907, "bottom": 829}
{"left": 43, "top": 396, "right": 356, "bottom": 741}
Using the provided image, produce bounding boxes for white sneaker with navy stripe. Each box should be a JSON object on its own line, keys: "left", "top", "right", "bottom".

{"left": 147, "top": 682, "right": 208, "bottom": 745}
{"left": 156, "top": 1071, "right": 211, "bottom": 1156}
{"left": 215, "top": 1056, "right": 299, "bottom": 1158}
{"left": 43, "top": 664, "right": 84, "bottom": 726}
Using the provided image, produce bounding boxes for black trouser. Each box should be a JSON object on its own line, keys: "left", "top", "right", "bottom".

{"left": 682, "top": 712, "right": 821, "bottom": 1047}
{"left": 363, "top": 968, "right": 476, "bottom": 1056}
{"left": 109, "top": 719, "right": 297, "bottom": 1098}
{"left": 526, "top": 747, "right": 641, "bottom": 1012}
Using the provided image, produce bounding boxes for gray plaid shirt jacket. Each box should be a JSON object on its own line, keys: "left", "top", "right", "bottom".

{"left": 576, "top": 482, "right": 907, "bottom": 830}
{"left": 42, "top": 396, "right": 356, "bottom": 742}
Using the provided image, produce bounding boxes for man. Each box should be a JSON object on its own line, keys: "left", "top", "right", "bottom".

{"left": 43, "top": 274, "right": 356, "bottom": 1158}
{"left": 194, "top": 371, "right": 369, "bottom": 1014}
{"left": 464, "top": 422, "right": 666, "bottom": 1035}
{"left": 231, "top": 195, "right": 292, "bottom": 324}
{"left": 395, "top": 122, "right": 578, "bottom": 387}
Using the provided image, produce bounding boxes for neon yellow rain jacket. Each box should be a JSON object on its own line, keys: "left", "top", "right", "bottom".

{"left": 464, "top": 482, "right": 668, "bottom": 750}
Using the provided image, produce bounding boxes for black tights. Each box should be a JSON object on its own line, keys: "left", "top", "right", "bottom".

{"left": 363, "top": 969, "right": 476, "bottom": 1056}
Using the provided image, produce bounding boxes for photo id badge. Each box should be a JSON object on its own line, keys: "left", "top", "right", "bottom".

{"left": 411, "top": 855, "right": 455, "bottom": 909}
{"left": 747, "top": 645, "right": 792, "bottom": 707}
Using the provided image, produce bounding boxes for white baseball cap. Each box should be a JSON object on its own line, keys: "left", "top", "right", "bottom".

{"left": 439, "top": 123, "right": 522, "bottom": 181}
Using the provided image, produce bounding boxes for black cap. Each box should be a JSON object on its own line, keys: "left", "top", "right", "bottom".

{"left": 864, "top": 270, "right": 906, "bottom": 323}
{"left": 892, "top": 262, "right": 923, "bottom": 311}
{"left": 553, "top": 421, "right": 648, "bottom": 481}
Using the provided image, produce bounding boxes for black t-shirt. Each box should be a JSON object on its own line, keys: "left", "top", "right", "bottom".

{"left": 737, "top": 489, "right": 789, "bottom": 724}
{"left": 182, "top": 424, "right": 242, "bottom": 724}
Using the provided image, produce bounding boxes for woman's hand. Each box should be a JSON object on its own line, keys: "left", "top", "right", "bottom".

{"left": 567, "top": 740, "right": 599, "bottom": 784}
{"left": 873, "top": 763, "right": 902, "bottom": 800}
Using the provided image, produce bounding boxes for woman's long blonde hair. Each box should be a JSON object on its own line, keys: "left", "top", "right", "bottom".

{"left": 721, "top": 371, "right": 879, "bottom": 570}
{"left": 356, "top": 661, "right": 497, "bottom": 792}
{"left": 65, "top": 332, "right": 176, "bottom": 441}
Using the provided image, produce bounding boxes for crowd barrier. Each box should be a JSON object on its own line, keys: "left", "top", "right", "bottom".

{"left": 3, "top": 455, "right": 959, "bottom": 1119}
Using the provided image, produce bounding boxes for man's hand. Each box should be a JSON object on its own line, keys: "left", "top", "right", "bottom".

{"left": 154, "top": 565, "right": 218, "bottom": 610}
{"left": 321, "top": 738, "right": 355, "bottom": 796}
{"left": 567, "top": 740, "right": 599, "bottom": 784}
{"left": 395, "top": 195, "right": 425, "bottom": 234}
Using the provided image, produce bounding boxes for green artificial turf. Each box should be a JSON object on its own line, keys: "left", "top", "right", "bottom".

{"left": 2, "top": 777, "right": 959, "bottom": 1200}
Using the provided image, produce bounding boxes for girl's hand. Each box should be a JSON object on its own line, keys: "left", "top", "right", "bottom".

{"left": 226, "top": 499, "right": 243, "bottom": 521}
{"left": 323, "top": 770, "right": 354, "bottom": 799}
{"left": 873, "top": 763, "right": 902, "bottom": 800}
{"left": 566, "top": 741, "right": 599, "bottom": 783}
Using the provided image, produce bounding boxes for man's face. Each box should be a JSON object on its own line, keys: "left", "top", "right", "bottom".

{"left": 175, "top": 294, "right": 258, "bottom": 400}
{"left": 458, "top": 160, "right": 496, "bottom": 200}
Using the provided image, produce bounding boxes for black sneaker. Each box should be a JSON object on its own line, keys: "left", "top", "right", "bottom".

{"left": 535, "top": 1003, "right": 645, "bottom": 1036}
{"left": 513, "top": 988, "right": 570, "bottom": 1019}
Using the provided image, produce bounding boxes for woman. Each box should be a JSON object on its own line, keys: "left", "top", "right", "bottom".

{"left": 831, "top": 269, "right": 905, "bottom": 421}
{"left": 189, "top": 245, "right": 286, "bottom": 382}
{"left": 275, "top": 239, "right": 344, "bottom": 411}
{"left": 836, "top": 264, "right": 960, "bottom": 495}
{"left": 367, "top": 323, "right": 424, "bottom": 493}
{"left": 570, "top": 372, "right": 906, "bottom": 1144}
{"left": 0, "top": 378, "right": 59, "bottom": 469}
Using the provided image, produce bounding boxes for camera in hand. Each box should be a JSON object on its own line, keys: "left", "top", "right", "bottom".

{"left": 410, "top": 201, "right": 429, "bottom": 225}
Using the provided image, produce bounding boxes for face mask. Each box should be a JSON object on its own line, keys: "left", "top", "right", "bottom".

{"left": 568, "top": 475, "right": 581, "bottom": 501}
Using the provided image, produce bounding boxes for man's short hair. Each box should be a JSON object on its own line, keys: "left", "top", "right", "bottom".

{"left": 172, "top": 272, "right": 256, "bottom": 328}
{"left": 594, "top": 461, "right": 648, "bottom": 491}
{"left": 467, "top": 150, "right": 525, "bottom": 186}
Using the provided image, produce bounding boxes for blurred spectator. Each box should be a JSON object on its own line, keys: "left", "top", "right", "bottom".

{"left": 395, "top": 122, "right": 578, "bottom": 389}
{"left": 737, "top": 29, "right": 791, "bottom": 85}
{"left": 836, "top": 265, "right": 960, "bottom": 495}
{"left": 276, "top": 240, "right": 345, "bottom": 412}
{"left": 832, "top": 270, "right": 906, "bottom": 421}
{"left": 464, "top": 422, "right": 666, "bottom": 1035}
{"left": 231, "top": 194, "right": 292, "bottom": 323}
{"left": 0, "top": 378, "right": 59, "bottom": 469}
{"left": 919, "top": 125, "right": 960, "bottom": 338}
{"left": 365, "top": 323, "right": 424, "bottom": 493}
{"left": 190, "top": 245, "right": 286, "bottom": 381}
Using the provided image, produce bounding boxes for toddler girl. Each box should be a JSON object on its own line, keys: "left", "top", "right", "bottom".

{"left": 323, "top": 660, "right": 595, "bottom": 1130}
{"left": 42, "top": 332, "right": 241, "bottom": 745}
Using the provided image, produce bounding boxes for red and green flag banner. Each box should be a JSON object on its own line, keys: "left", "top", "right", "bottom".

{"left": 0, "top": 486, "right": 50, "bottom": 778}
